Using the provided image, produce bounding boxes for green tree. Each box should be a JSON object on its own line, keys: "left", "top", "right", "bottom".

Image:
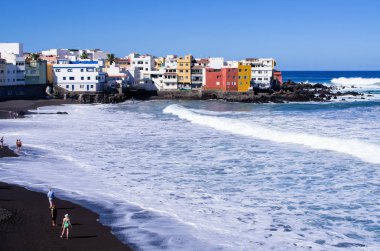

{"left": 31, "top": 53, "right": 39, "bottom": 60}
{"left": 107, "top": 53, "right": 115, "bottom": 65}
{"left": 80, "top": 51, "right": 88, "bottom": 59}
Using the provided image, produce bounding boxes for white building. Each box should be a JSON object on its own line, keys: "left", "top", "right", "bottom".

{"left": 0, "top": 43, "right": 26, "bottom": 86}
{"left": 127, "top": 53, "right": 154, "bottom": 85}
{"left": 164, "top": 55, "right": 178, "bottom": 69}
{"left": 105, "top": 64, "right": 131, "bottom": 91}
{"left": 163, "top": 68, "right": 178, "bottom": 90}
{"left": 41, "top": 48, "right": 70, "bottom": 58}
{"left": 245, "top": 58, "right": 276, "bottom": 89}
{"left": 208, "top": 57, "right": 225, "bottom": 69}
{"left": 53, "top": 59, "right": 106, "bottom": 92}
{"left": 0, "top": 43, "right": 23, "bottom": 56}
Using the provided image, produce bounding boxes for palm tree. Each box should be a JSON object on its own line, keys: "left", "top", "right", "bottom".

{"left": 80, "top": 51, "right": 88, "bottom": 59}
{"left": 107, "top": 53, "right": 115, "bottom": 65}
{"left": 31, "top": 53, "right": 39, "bottom": 60}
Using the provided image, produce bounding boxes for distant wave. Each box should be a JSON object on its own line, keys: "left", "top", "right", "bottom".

{"left": 163, "top": 104, "right": 380, "bottom": 165}
{"left": 331, "top": 77, "right": 380, "bottom": 89}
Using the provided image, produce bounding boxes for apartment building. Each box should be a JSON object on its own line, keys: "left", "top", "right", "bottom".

{"left": 53, "top": 59, "right": 106, "bottom": 92}
{"left": 177, "top": 54, "right": 193, "bottom": 89}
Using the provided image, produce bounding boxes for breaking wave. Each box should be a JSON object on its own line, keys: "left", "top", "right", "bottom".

{"left": 331, "top": 77, "right": 380, "bottom": 89}
{"left": 163, "top": 104, "right": 380, "bottom": 165}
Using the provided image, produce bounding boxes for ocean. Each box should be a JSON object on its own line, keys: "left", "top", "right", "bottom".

{"left": 1, "top": 71, "right": 380, "bottom": 250}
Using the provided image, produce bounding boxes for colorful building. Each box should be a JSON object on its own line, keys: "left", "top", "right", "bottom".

{"left": 25, "top": 60, "right": 47, "bottom": 85}
{"left": 237, "top": 62, "right": 251, "bottom": 92}
{"left": 177, "top": 54, "right": 193, "bottom": 89}
{"left": 203, "top": 67, "right": 238, "bottom": 92}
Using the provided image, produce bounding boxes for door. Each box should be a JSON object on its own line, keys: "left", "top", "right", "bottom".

{"left": 71, "top": 85, "right": 74, "bottom": 91}
{"left": 87, "top": 85, "right": 89, "bottom": 91}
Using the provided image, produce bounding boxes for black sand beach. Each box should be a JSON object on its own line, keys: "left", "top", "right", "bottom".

{"left": 0, "top": 182, "right": 134, "bottom": 251}
{"left": 0, "top": 99, "right": 77, "bottom": 119}
{"left": 0, "top": 99, "right": 134, "bottom": 250}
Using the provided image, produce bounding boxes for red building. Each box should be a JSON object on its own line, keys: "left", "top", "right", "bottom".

{"left": 274, "top": 70, "right": 283, "bottom": 85}
{"left": 203, "top": 68, "right": 238, "bottom": 92}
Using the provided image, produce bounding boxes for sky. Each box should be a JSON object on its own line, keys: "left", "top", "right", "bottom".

{"left": 1, "top": 0, "right": 379, "bottom": 70}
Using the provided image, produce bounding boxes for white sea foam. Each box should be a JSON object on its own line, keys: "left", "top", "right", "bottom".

{"left": 163, "top": 104, "right": 380, "bottom": 165}
{"left": 1, "top": 102, "right": 380, "bottom": 251}
{"left": 331, "top": 77, "right": 380, "bottom": 89}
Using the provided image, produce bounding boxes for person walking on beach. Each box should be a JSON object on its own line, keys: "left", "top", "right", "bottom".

{"left": 50, "top": 204, "right": 57, "bottom": 227}
{"left": 47, "top": 188, "right": 55, "bottom": 207}
{"left": 60, "top": 214, "right": 72, "bottom": 239}
{"left": 0, "top": 136, "right": 3, "bottom": 148}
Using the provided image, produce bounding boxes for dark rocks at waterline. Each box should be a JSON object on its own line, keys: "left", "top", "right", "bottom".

{"left": 51, "top": 83, "right": 363, "bottom": 105}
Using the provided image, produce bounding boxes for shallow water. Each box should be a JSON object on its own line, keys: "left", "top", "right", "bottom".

{"left": 1, "top": 97, "right": 380, "bottom": 251}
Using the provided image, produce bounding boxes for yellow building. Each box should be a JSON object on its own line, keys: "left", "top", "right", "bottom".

{"left": 47, "top": 63, "right": 54, "bottom": 85}
{"left": 237, "top": 62, "right": 251, "bottom": 92}
{"left": 177, "top": 54, "right": 193, "bottom": 89}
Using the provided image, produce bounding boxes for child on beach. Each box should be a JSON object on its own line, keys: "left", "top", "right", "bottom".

{"left": 50, "top": 204, "right": 57, "bottom": 227}
{"left": 60, "top": 214, "right": 72, "bottom": 239}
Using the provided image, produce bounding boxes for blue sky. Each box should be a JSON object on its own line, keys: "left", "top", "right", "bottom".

{"left": 1, "top": 0, "right": 379, "bottom": 70}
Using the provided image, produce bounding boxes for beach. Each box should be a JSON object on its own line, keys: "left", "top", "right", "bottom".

{"left": 0, "top": 99, "right": 78, "bottom": 119}
{"left": 0, "top": 182, "right": 133, "bottom": 251}
{"left": 0, "top": 99, "right": 134, "bottom": 251}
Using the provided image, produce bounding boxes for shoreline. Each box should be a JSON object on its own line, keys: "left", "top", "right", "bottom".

{"left": 0, "top": 98, "right": 78, "bottom": 119}
{"left": 0, "top": 181, "right": 134, "bottom": 251}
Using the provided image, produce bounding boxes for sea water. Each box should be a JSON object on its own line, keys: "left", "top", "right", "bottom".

{"left": 1, "top": 72, "right": 380, "bottom": 251}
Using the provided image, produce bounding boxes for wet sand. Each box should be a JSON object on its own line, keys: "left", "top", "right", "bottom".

{"left": 0, "top": 99, "right": 78, "bottom": 119}
{"left": 0, "top": 182, "right": 134, "bottom": 251}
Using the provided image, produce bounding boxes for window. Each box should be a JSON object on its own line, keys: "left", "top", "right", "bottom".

{"left": 63, "top": 77, "right": 66, "bottom": 80}
{"left": 69, "top": 77, "right": 74, "bottom": 80}
{"left": 80, "top": 85, "right": 84, "bottom": 88}
{"left": 245, "top": 69, "right": 247, "bottom": 72}
{"left": 81, "top": 77, "right": 84, "bottom": 80}
{"left": 145, "top": 68, "right": 148, "bottom": 71}
{"left": 86, "top": 68, "right": 94, "bottom": 72}
{"left": 87, "top": 77, "right": 90, "bottom": 80}
{"left": 55, "top": 69, "right": 61, "bottom": 72}
{"left": 96, "top": 76, "right": 99, "bottom": 80}
{"left": 66, "top": 85, "right": 69, "bottom": 88}
{"left": 145, "top": 62, "right": 148, "bottom": 64}
{"left": 81, "top": 69, "right": 84, "bottom": 72}
{"left": 67, "top": 69, "right": 73, "bottom": 72}
{"left": 91, "top": 85, "right": 94, "bottom": 88}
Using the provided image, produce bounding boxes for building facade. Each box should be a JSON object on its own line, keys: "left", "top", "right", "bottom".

{"left": 245, "top": 58, "right": 276, "bottom": 89}
{"left": 163, "top": 68, "right": 178, "bottom": 90}
{"left": 25, "top": 60, "right": 47, "bottom": 85}
{"left": 177, "top": 54, "right": 193, "bottom": 89}
{"left": 53, "top": 59, "right": 106, "bottom": 92}
{"left": 203, "top": 67, "right": 238, "bottom": 92}
{"left": 237, "top": 62, "right": 251, "bottom": 92}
